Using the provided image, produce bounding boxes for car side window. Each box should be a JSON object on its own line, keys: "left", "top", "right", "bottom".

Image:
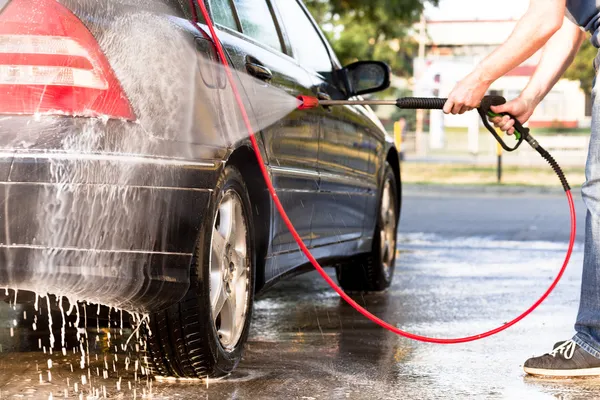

{"left": 209, "top": 0, "right": 239, "bottom": 31}
{"left": 233, "top": 0, "right": 283, "bottom": 52}
{"left": 165, "top": 0, "right": 195, "bottom": 19}
{"left": 274, "top": 0, "right": 332, "bottom": 74}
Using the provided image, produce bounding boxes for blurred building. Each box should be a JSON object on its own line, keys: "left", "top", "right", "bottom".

{"left": 414, "top": 18, "right": 589, "bottom": 129}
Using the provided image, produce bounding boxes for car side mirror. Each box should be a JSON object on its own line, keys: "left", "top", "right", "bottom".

{"left": 340, "top": 61, "right": 391, "bottom": 97}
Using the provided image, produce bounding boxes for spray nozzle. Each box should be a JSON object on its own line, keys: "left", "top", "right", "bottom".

{"left": 297, "top": 95, "right": 319, "bottom": 110}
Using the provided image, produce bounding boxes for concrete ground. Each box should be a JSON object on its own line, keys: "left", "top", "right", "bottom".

{"left": 0, "top": 184, "right": 593, "bottom": 399}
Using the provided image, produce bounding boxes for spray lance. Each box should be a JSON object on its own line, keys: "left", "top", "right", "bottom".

{"left": 298, "top": 94, "right": 570, "bottom": 192}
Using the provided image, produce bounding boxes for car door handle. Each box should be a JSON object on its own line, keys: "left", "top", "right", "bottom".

{"left": 245, "top": 58, "right": 273, "bottom": 82}
{"left": 317, "top": 92, "right": 331, "bottom": 101}
{"left": 317, "top": 92, "right": 332, "bottom": 112}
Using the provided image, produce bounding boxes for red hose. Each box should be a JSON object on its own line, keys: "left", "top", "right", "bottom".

{"left": 195, "top": 3, "right": 577, "bottom": 344}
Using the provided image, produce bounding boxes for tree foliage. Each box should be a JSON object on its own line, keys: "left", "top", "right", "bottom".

{"left": 564, "top": 38, "right": 597, "bottom": 95}
{"left": 305, "top": 0, "right": 438, "bottom": 77}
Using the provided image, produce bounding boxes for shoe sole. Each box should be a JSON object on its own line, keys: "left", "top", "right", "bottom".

{"left": 524, "top": 366, "right": 600, "bottom": 377}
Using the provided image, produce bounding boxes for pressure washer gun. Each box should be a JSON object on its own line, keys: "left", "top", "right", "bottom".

{"left": 297, "top": 94, "right": 570, "bottom": 192}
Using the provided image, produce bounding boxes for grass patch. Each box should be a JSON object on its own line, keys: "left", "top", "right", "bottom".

{"left": 429, "top": 127, "right": 589, "bottom": 135}
{"left": 401, "top": 163, "right": 585, "bottom": 187}
{"left": 533, "top": 127, "right": 590, "bottom": 135}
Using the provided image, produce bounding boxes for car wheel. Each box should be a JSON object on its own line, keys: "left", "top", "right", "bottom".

{"left": 336, "top": 162, "right": 399, "bottom": 292}
{"left": 147, "top": 165, "right": 255, "bottom": 378}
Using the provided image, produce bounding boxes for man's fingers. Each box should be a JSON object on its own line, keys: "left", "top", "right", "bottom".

{"left": 507, "top": 127, "right": 515, "bottom": 135}
{"left": 498, "top": 116, "right": 512, "bottom": 131}
{"left": 490, "top": 104, "right": 509, "bottom": 114}
{"left": 500, "top": 118, "right": 515, "bottom": 132}
{"left": 443, "top": 100, "right": 453, "bottom": 114}
{"left": 451, "top": 102, "right": 463, "bottom": 115}
{"left": 491, "top": 114, "right": 517, "bottom": 132}
{"left": 445, "top": 99, "right": 478, "bottom": 115}
{"left": 491, "top": 116, "right": 502, "bottom": 126}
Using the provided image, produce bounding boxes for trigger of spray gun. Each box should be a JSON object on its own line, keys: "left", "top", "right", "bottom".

{"left": 297, "top": 95, "right": 319, "bottom": 110}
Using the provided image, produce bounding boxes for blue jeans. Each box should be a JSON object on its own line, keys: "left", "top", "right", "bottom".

{"left": 574, "top": 50, "right": 600, "bottom": 358}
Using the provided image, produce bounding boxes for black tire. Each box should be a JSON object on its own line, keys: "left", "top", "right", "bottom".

{"left": 336, "top": 162, "right": 399, "bottom": 292}
{"left": 147, "top": 165, "right": 255, "bottom": 378}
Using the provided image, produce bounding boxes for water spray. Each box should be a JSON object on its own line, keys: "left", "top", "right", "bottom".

{"left": 197, "top": 2, "right": 576, "bottom": 344}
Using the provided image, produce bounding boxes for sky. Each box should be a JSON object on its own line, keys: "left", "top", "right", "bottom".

{"left": 425, "top": 0, "right": 528, "bottom": 21}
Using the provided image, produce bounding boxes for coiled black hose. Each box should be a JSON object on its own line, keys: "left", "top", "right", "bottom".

{"left": 525, "top": 136, "right": 571, "bottom": 192}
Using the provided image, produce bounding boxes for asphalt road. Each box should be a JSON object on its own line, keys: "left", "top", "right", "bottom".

{"left": 0, "top": 185, "right": 593, "bottom": 399}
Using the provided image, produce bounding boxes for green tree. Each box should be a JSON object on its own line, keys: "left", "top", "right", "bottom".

{"left": 564, "top": 38, "right": 596, "bottom": 95}
{"left": 305, "top": 0, "right": 438, "bottom": 77}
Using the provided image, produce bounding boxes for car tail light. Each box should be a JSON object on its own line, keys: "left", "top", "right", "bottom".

{"left": 0, "top": 0, "right": 135, "bottom": 119}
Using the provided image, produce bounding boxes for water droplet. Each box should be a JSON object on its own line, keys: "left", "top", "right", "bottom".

{"left": 46, "top": 296, "right": 55, "bottom": 350}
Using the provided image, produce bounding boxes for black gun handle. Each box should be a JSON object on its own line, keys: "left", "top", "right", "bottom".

{"left": 478, "top": 95, "right": 528, "bottom": 152}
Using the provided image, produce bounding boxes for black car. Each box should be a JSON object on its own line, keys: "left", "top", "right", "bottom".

{"left": 0, "top": 0, "right": 401, "bottom": 377}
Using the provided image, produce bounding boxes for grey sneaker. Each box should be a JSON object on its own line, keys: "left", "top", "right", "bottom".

{"left": 524, "top": 340, "right": 600, "bottom": 377}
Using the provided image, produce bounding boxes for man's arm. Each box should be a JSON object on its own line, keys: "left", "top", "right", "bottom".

{"left": 443, "top": 0, "right": 566, "bottom": 115}
{"left": 491, "top": 17, "right": 586, "bottom": 134}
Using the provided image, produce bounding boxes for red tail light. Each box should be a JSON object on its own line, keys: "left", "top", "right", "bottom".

{"left": 0, "top": 0, "right": 135, "bottom": 119}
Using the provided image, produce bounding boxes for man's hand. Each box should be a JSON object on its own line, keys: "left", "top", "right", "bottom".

{"left": 443, "top": 70, "right": 491, "bottom": 115}
{"left": 489, "top": 97, "right": 536, "bottom": 135}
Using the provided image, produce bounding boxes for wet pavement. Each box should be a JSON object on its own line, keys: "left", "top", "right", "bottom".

{"left": 0, "top": 185, "right": 594, "bottom": 399}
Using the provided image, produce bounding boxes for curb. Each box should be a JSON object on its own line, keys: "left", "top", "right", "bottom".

{"left": 403, "top": 183, "right": 582, "bottom": 198}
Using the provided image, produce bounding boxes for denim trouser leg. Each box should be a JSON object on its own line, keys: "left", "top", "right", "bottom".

{"left": 574, "top": 51, "right": 600, "bottom": 359}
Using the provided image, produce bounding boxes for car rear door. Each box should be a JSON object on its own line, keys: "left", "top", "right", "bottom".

{"left": 199, "top": 0, "right": 319, "bottom": 257}
{"left": 273, "top": 0, "right": 373, "bottom": 247}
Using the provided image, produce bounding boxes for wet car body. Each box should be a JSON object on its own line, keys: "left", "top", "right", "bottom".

{"left": 0, "top": 0, "right": 400, "bottom": 312}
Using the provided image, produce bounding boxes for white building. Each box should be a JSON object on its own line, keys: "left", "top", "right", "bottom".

{"left": 416, "top": 18, "right": 589, "bottom": 129}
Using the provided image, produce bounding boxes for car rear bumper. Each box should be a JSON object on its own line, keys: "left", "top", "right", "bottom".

{"left": 0, "top": 149, "right": 220, "bottom": 312}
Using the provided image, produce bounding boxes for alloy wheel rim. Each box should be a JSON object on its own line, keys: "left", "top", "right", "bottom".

{"left": 379, "top": 180, "right": 396, "bottom": 278}
{"left": 209, "top": 190, "right": 249, "bottom": 350}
